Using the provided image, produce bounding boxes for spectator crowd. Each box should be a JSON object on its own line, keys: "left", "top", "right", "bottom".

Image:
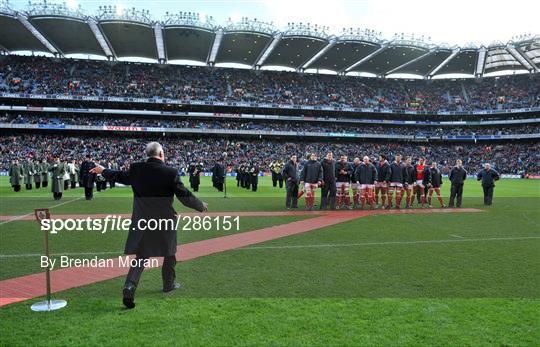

{"left": 2, "top": 113, "right": 539, "bottom": 137}
{"left": 1, "top": 133, "right": 538, "bottom": 175}
{"left": 1, "top": 56, "right": 539, "bottom": 112}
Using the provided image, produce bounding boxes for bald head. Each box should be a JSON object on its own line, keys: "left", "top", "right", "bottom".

{"left": 146, "top": 142, "right": 164, "bottom": 161}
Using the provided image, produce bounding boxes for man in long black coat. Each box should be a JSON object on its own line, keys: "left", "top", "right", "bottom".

{"left": 282, "top": 154, "right": 299, "bottom": 209}
{"left": 477, "top": 163, "right": 500, "bottom": 206}
{"left": 91, "top": 142, "right": 207, "bottom": 309}
{"left": 211, "top": 159, "right": 225, "bottom": 192}
{"left": 448, "top": 159, "right": 467, "bottom": 208}
{"left": 80, "top": 155, "right": 96, "bottom": 200}
{"left": 187, "top": 160, "right": 202, "bottom": 192}
{"left": 320, "top": 152, "right": 336, "bottom": 210}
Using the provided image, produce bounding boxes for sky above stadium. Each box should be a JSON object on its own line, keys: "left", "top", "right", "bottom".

{"left": 9, "top": 0, "right": 539, "bottom": 46}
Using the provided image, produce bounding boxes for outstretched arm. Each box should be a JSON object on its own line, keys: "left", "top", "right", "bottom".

{"left": 174, "top": 175, "right": 208, "bottom": 212}
{"left": 90, "top": 164, "right": 131, "bottom": 185}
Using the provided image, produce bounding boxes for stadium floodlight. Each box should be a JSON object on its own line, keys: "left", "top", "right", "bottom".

{"left": 154, "top": 24, "right": 166, "bottom": 62}
{"left": 225, "top": 17, "right": 276, "bottom": 35}
{"left": 475, "top": 47, "right": 487, "bottom": 77}
{"left": 87, "top": 19, "right": 114, "bottom": 58}
{"left": 301, "top": 38, "right": 336, "bottom": 70}
{"left": 0, "top": 0, "right": 16, "bottom": 15}
{"left": 25, "top": 0, "right": 85, "bottom": 18}
{"left": 390, "top": 32, "right": 435, "bottom": 50}
{"left": 161, "top": 11, "right": 215, "bottom": 30}
{"left": 208, "top": 28, "right": 223, "bottom": 64}
{"left": 284, "top": 22, "right": 330, "bottom": 39}
{"left": 17, "top": 13, "right": 60, "bottom": 55}
{"left": 96, "top": 5, "right": 153, "bottom": 24}
{"left": 255, "top": 33, "right": 282, "bottom": 67}
{"left": 339, "top": 28, "right": 383, "bottom": 44}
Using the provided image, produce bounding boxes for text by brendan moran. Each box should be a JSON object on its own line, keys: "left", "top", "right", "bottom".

{"left": 40, "top": 256, "right": 158, "bottom": 270}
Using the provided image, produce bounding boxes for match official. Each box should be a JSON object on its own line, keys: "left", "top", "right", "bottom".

{"left": 90, "top": 142, "right": 208, "bottom": 309}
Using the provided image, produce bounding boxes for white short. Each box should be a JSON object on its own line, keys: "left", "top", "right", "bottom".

{"left": 414, "top": 180, "right": 424, "bottom": 187}
{"left": 360, "top": 184, "right": 375, "bottom": 190}
{"left": 336, "top": 182, "right": 350, "bottom": 190}
{"left": 389, "top": 182, "right": 403, "bottom": 188}
{"left": 304, "top": 183, "right": 318, "bottom": 192}
{"left": 351, "top": 183, "right": 361, "bottom": 190}
{"left": 375, "top": 181, "right": 387, "bottom": 188}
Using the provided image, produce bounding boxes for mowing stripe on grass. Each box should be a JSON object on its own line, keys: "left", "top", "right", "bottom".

{"left": 0, "top": 196, "right": 85, "bottom": 226}
{"left": 236, "top": 236, "right": 540, "bottom": 250}
{"left": 0, "top": 211, "right": 316, "bottom": 222}
{"left": 0, "top": 208, "right": 482, "bottom": 307}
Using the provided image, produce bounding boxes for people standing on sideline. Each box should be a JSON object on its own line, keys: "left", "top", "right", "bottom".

{"left": 477, "top": 163, "right": 500, "bottom": 206}
{"left": 448, "top": 159, "right": 467, "bottom": 208}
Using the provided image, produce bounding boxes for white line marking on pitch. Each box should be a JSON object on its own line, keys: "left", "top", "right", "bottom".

{"left": 449, "top": 234, "right": 465, "bottom": 239}
{"left": 236, "top": 236, "right": 540, "bottom": 250}
{"left": 0, "top": 196, "right": 85, "bottom": 226}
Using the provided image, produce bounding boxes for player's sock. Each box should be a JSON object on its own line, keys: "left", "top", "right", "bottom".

{"left": 396, "top": 191, "right": 403, "bottom": 208}
{"left": 437, "top": 195, "right": 444, "bottom": 207}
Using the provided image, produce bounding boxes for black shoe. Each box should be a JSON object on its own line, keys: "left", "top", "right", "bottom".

{"left": 163, "top": 282, "right": 181, "bottom": 293}
{"left": 122, "top": 285, "right": 136, "bottom": 309}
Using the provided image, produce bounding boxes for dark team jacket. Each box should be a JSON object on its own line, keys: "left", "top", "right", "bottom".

{"left": 477, "top": 169, "right": 500, "bottom": 187}
{"left": 102, "top": 157, "right": 204, "bottom": 257}
{"left": 389, "top": 161, "right": 406, "bottom": 184}
{"left": 449, "top": 166, "right": 467, "bottom": 185}
{"left": 300, "top": 160, "right": 323, "bottom": 184}
{"left": 404, "top": 165, "right": 416, "bottom": 185}
{"left": 335, "top": 161, "right": 353, "bottom": 183}
{"left": 80, "top": 160, "right": 96, "bottom": 188}
{"left": 211, "top": 163, "right": 225, "bottom": 183}
{"left": 321, "top": 158, "right": 336, "bottom": 184}
{"left": 354, "top": 163, "right": 378, "bottom": 184}
{"left": 282, "top": 160, "right": 298, "bottom": 184}
{"left": 425, "top": 167, "right": 443, "bottom": 188}
{"left": 376, "top": 161, "right": 391, "bottom": 182}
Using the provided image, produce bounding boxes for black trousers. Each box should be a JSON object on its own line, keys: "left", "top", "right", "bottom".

{"left": 483, "top": 185, "right": 494, "bottom": 205}
{"left": 285, "top": 181, "right": 299, "bottom": 208}
{"left": 13, "top": 185, "right": 21, "bottom": 192}
{"left": 320, "top": 182, "right": 336, "bottom": 209}
{"left": 71, "top": 181, "right": 76, "bottom": 189}
{"left": 277, "top": 174, "right": 283, "bottom": 188}
{"left": 53, "top": 192, "right": 62, "bottom": 200}
{"left": 109, "top": 181, "right": 115, "bottom": 189}
{"left": 449, "top": 184, "right": 464, "bottom": 207}
{"left": 26, "top": 183, "right": 32, "bottom": 190}
{"left": 84, "top": 187, "right": 94, "bottom": 200}
{"left": 271, "top": 172, "right": 278, "bottom": 187}
{"left": 251, "top": 176, "right": 258, "bottom": 192}
{"left": 272, "top": 172, "right": 283, "bottom": 188}
{"left": 125, "top": 255, "right": 176, "bottom": 290}
{"left": 35, "top": 182, "right": 41, "bottom": 189}
{"left": 42, "top": 181, "right": 48, "bottom": 188}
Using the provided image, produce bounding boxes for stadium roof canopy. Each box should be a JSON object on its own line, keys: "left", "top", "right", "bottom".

{"left": 1, "top": 1, "right": 538, "bottom": 78}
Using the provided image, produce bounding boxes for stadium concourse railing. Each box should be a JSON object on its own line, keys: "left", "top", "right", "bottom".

{"left": 1, "top": 106, "right": 540, "bottom": 127}
{"left": 1, "top": 123, "right": 539, "bottom": 141}
{"left": 1, "top": 93, "right": 540, "bottom": 117}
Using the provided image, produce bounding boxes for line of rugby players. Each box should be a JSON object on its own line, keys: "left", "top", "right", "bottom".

{"left": 282, "top": 152, "right": 453, "bottom": 211}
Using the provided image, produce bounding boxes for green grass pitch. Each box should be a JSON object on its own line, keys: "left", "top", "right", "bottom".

{"left": 0, "top": 176, "right": 539, "bottom": 346}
